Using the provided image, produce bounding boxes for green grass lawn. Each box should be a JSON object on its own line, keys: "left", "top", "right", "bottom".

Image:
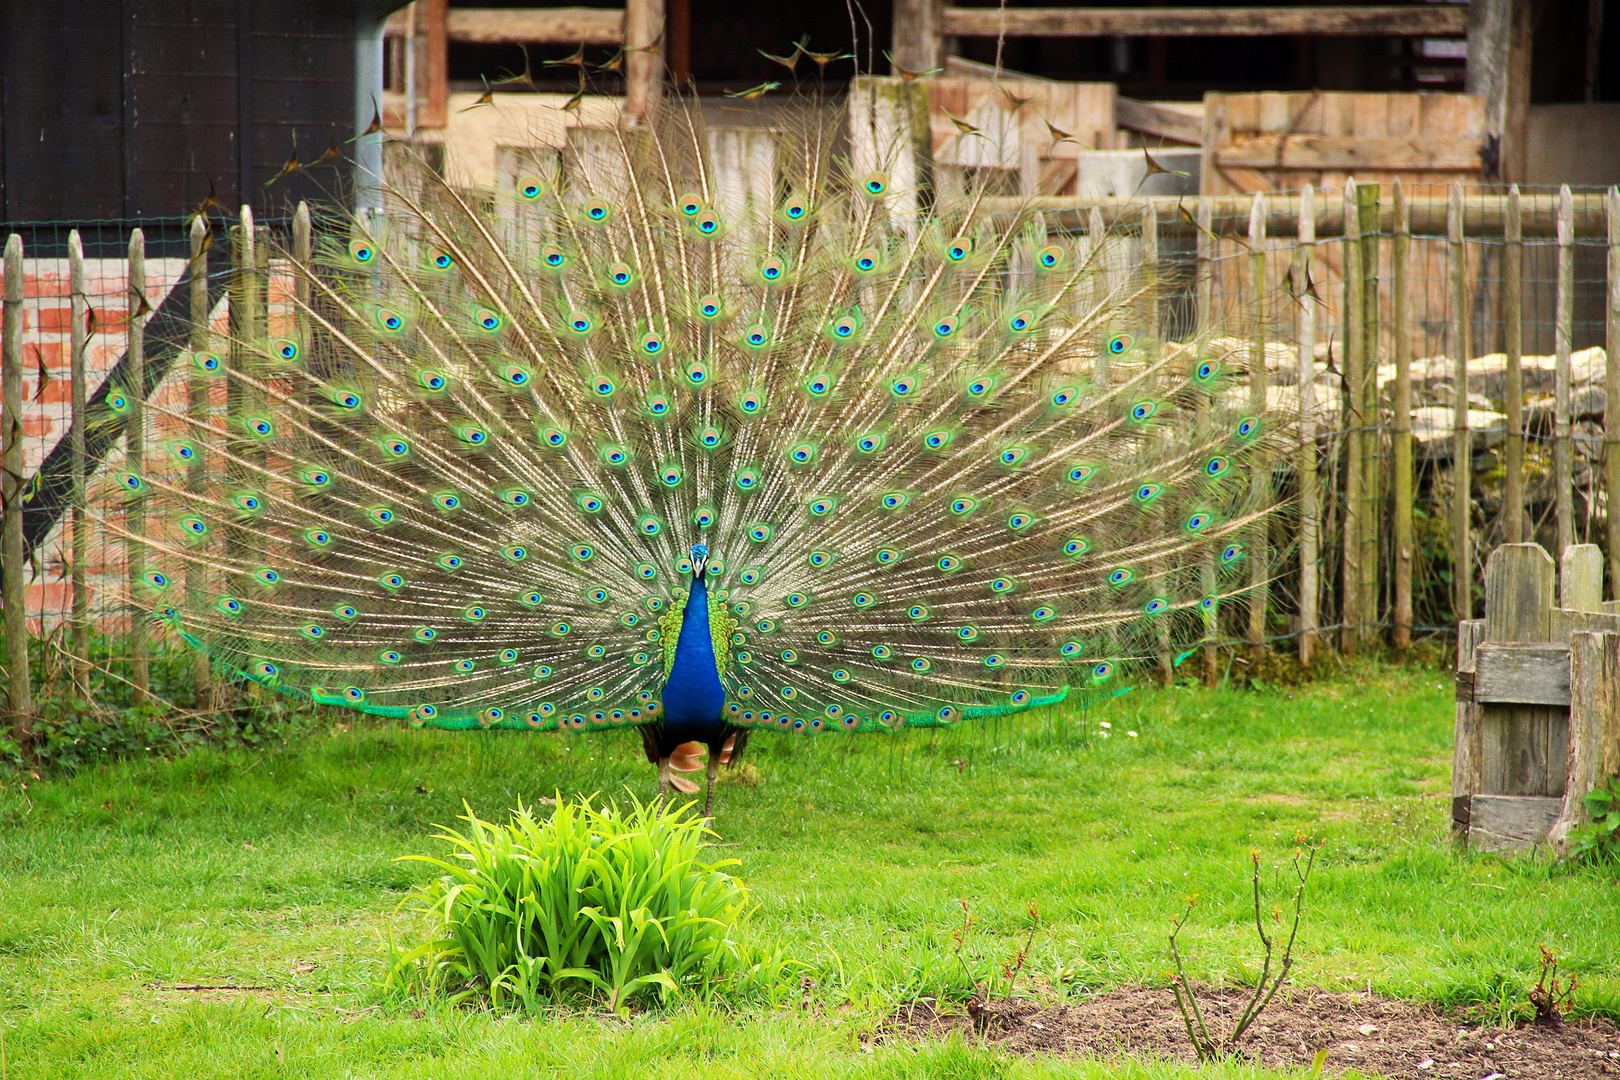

{"left": 2, "top": 661, "right": 1616, "bottom": 1079}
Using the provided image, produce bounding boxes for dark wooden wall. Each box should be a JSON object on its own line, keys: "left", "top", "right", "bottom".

{"left": 0, "top": 1, "right": 370, "bottom": 227}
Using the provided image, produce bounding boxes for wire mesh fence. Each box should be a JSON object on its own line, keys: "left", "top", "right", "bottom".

{"left": 1, "top": 179, "right": 1617, "bottom": 732}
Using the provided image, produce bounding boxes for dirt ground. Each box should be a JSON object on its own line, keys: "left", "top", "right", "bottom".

{"left": 883, "top": 986, "right": 1620, "bottom": 1078}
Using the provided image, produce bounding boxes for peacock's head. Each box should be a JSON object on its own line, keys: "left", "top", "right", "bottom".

{"left": 689, "top": 542, "right": 709, "bottom": 580}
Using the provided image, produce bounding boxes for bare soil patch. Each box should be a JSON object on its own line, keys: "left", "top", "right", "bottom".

{"left": 884, "top": 986, "right": 1620, "bottom": 1078}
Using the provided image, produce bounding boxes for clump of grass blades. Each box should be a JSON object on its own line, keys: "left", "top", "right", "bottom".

{"left": 389, "top": 794, "right": 760, "bottom": 1012}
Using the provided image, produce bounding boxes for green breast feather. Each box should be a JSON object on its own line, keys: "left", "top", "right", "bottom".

{"left": 659, "top": 592, "right": 735, "bottom": 683}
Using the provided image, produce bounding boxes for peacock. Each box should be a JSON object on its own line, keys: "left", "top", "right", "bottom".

{"left": 104, "top": 100, "right": 1293, "bottom": 815}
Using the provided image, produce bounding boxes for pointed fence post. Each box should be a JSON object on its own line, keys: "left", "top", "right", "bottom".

{"left": 1554, "top": 185, "right": 1574, "bottom": 558}
{"left": 188, "top": 215, "right": 214, "bottom": 711}
{"left": 1503, "top": 185, "right": 1524, "bottom": 545}
{"left": 1247, "top": 192, "right": 1269, "bottom": 662}
{"left": 1607, "top": 186, "right": 1620, "bottom": 599}
{"left": 2, "top": 234, "right": 30, "bottom": 745}
{"left": 1141, "top": 202, "right": 1172, "bottom": 681}
{"left": 1355, "top": 183, "right": 1380, "bottom": 644}
{"left": 1449, "top": 183, "right": 1473, "bottom": 623}
{"left": 1196, "top": 196, "right": 1218, "bottom": 684}
{"left": 1089, "top": 206, "right": 1109, "bottom": 386}
{"left": 1296, "top": 185, "right": 1319, "bottom": 665}
{"left": 1392, "top": 181, "right": 1414, "bottom": 653}
{"left": 127, "top": 229, "right": 149, "bottom": 701}
{"left": 68, "top": 231, "right": 89, "bottom": 695}
{"left": 1342, "top": 181, "right": 1364, "bottom": 653}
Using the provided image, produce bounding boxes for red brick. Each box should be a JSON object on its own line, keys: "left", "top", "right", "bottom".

{"left": 20, "top": 415, "right": 57, "bottom": 440}
{"left": 34, "top": 305, "right": 76, "bottom": 333}
{"left": 31, "top": 377, "right": 75, "bottom": 405}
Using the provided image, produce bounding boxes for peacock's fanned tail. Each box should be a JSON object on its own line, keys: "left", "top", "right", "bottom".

{"left": 104, "top": 104, "right": 1295, "bottom": 737}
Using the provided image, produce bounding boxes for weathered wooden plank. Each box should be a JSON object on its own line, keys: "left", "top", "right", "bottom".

{"left": 1465, "top": 794, "right": 1563, "bottom": 852}
{"left": 1115, "top": 97, "right": 1202, "bottom": 145}
{"left": 1482, "top": 543, "right": 1554, "bottom": 642}
{"left": 1216, "top": 135, "right": 1482, "bottom": 172}
{"left": 1561, "top": 544, "right": 1603, "bottom": 613}
{"left": 943, "top": 5, "right": 1468, "bottom": 37}
{"left": 1552, "top": 631, "right": 1620, "bottom": 850}
{"left": 388, "top": 7, "right": 625, "bottom": 45}
{"left": 1473, "top": 643, "right": 1570, "bottom": 706}
{"left": 1550, "top": 608, "right": 1620, "bottom": 637}
{"left": 1453, "top": 618, "right": 1486, "bottom": 839}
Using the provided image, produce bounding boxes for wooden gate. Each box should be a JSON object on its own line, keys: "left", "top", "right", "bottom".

{"left": 1454, "top": 543, "right": 1620, "bottom": 852}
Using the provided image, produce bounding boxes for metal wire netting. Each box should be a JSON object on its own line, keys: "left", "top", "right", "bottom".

{"left": 0, "top": 184, "right": 1615, "bottom": 717}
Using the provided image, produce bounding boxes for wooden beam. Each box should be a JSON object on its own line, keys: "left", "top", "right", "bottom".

{"left": 623, "top": 0, "right": 664, "bottom": 123}
{"left": 1473, "top": 644, "right": 1572, "bottom": 706}
{"left": 976, "top": 193, "right": 1611, "bottom": 239}
{"left": 944, "top": 5, "right": 1468, "bottom": 38}
{"left": 1465, "top": 794, "right": 1563, "bottom": 852}
{"left": 892, "top": 0, "right": 946, "bottom": 76}
{"left": 1216, "top": 134, "right": 1483, "bottom": 172}
{"left": 1466, "top": 0, "right": 1530, "bottom": 182}
{"left": 1115, "top": 97, "right": 1202, "bottom": 145}
{"left": 425, "top": 0, "right": 449, "bottom": 129}
{"left": 388, "top": 7, "right": 624, "bottom": 46}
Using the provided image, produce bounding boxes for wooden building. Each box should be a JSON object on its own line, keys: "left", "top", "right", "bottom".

{"left": 0, "top": 0, "right": 407, "bottom": 234}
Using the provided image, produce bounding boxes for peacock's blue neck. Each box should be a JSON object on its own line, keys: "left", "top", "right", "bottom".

{"left": 660, "top": 573, "right": 726, "bottom": 731}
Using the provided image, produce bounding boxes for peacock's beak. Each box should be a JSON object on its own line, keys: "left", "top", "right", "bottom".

{"left": 692, "top": 554, "right": 708, "bottom": 579}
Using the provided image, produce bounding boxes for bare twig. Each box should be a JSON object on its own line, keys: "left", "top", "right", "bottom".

{"left": 1169, "top": 839, "right": 1320, "bottom": 1060}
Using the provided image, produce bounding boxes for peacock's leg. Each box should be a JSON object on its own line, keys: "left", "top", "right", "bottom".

{"left": 656, "top": 758, "right": 672, "bottom": 810}
{"left": 702, "top": 754, "right": 720, "bottom": 817}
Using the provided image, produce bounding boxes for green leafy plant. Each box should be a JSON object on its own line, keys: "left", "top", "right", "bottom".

{"left": 389, "top": 794, "right": 759, "bottom": 1012}
{"left": 1564, "top": 778, "right": 1620, "bottom": 866}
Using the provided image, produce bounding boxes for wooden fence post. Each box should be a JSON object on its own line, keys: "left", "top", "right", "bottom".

{"left": 2, "top": 235, "right": 30, "bottom": 744}
{"left": 1392, "top": 180, "right": 1413, "bottom": 653}
{"left": 1356, "top": 182, "right": 1380, "bottom": 643}
{"left": 1555, "top": 184, "right": 1574, "bottom": 558}
{"left": 623, "top": 0, "right": 665, "bottom": 123}
{"left": 127, "top": 228, "right": 149, "bottom": 701}
{"left": 1450, "top": 183, "right": 1473, "bottom": 622}
{"left": 1607, "top": 186, "right": 1620, "bottom": 598}
{"left": 188, "top": 216, "right": 213, "bottom": 711}
{"left": 1196, "top": 196, "right": 1217, "bottom": 684}
{"left": 1141, "top": 203, "right": 1173, "bottom": 681}
{"left": 68, "top": 231, "right": 89, "bottom": 695}
{"left": 1248, "top": 192, "right": 1269, "bottom": 661}
{"left": 1503, "top": 185, "right": 1524, "bottom": 545}
{"left": 1342, "top": 181, "right": 1364, "bottom": 653}
{"left": 1089, "top": 206, "right": 1109, "bottom": 385}
{"left": 1296, "top": 185, "right": 1319, "bottom": 665}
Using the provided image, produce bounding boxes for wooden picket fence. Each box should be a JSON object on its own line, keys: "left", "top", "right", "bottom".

{"left": 1, "top": 150, "right": 1619, "bottom": 737}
